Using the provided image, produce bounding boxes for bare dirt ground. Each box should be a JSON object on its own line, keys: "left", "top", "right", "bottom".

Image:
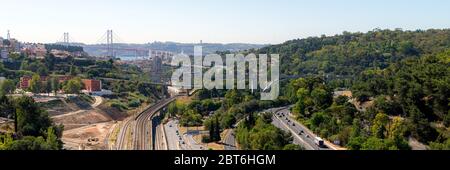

{"left": 62, "top": 122, "right": 115, "bottom": 150}
{"left": 409, "top": 137, "right": 429, "bottom": 150}
{"left": 47, "top": 96, "right": 124, "bottom": 150}
{"left": 0, "top": 122, "right": 14, "bottom": 134}
{"left": 53, "top": 110, "right": 113, "bottom": 130}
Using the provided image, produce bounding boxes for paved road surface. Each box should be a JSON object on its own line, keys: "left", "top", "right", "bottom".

{"left": 224, "top": 129, "right": 237, "bottom": 150}
{"left": 164, "top": 119, "right": 205, "bottom": 150}
{"left": 165, "top": 120, "right": 184, "bottom": 150}
{"left": 273, "top": 108, "right": 331, "bottom": 150}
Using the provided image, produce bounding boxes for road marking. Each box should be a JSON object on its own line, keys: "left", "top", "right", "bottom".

{"left": 274, "top": 114, "right": 315, "bottom": 150}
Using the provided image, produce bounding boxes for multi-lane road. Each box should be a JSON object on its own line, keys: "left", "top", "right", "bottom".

{"left": 114, "top": 95, "right": 337, "bottom": 150}
{"left": 164, "top": 119, "right": 205, "bottom": 150}
{"left": 272, "top": 108, "right": 333, "bottom": 150}
{"left": 223, "top": 107, "right": 336, "bottom": 150}
{"left": 115, "top": 96, "right": 179, "bottom": 150}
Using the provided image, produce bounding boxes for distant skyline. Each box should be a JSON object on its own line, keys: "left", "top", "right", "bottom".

{"left": 1, "top": 0, "right": 450, "bottom": 44}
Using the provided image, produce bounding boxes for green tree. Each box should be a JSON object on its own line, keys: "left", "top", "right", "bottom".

{"left": 0, "top": 133, "right": 14, "bottom": 150}
{"left": 51, "top": 77, "right": 60, "bottom": 95}
{"left": 63, "top": 77, "right": 83, "bottom": 94}
{"left": 214, "top": 116, "right": 221, "bottom": 142}
{"left": 371, "top": 113, "right": 389, "bottom": 139}
{"left": 44, "top": 79, "right": 52, "bottom": 95}
{"left": 361, "top": 137, "right": 389, "bottom": 150}
{"left": 429, "top": 139, "right": 450, "bottom": 150}
{"left": 0, "top": 95, "right": 16, "bottom": 132}
{"left": 346, "top": 136, "right": 366, "bottom": 150}
{"left": 388, "top": 117, "right": 406, "bottom": 139}
{"left": 45, "top": 127, "right": 60, "bottom": 150}
{"left": 0, "top": 79, "right": 16, "bottom": 95}
{"left": 283, "top": 144, "right": 303, "bottom": 150}
{"left": 311, "top": 88, "right": 332, "bottom": 109}
{"left": 15, "top": 96, "right": 52, "bottom": 137}
{"left": 69, "top": 65, "right": 78, "bottom": 76}
{"left": 208, "top": 119, "right": 216, "bottom": 142}
{"left": 37, "top": 66, "right": 49, "bottom": 76}
{"left": 29, "top": 74, "right": 42, "bottom": 94}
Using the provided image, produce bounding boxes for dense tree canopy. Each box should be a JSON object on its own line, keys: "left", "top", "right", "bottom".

{"left": 0, "top": 96, "right": 63, "bottom": 150}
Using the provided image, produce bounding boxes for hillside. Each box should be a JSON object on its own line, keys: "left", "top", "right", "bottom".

{"left": 257, "top": 29, "right": 450, "bottom": 86}
{"left": 271, "top": 29, "right": 450, "bottom": 149}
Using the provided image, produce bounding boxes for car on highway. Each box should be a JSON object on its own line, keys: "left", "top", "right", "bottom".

{"left": 292, "top": 123, "right": 296, "bottom": 126}
{"left": 306, "top": 135, "right": 310, "bottom": 138}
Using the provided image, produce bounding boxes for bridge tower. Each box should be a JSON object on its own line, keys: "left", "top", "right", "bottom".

{"left": 106, "top": 30, "right": 114, "bottom": 57}
{"left": 63, "top": 32, "right": 70, "bottom": 45}
{"left": 7, "top": 30, "right": 10, "bottom": 40}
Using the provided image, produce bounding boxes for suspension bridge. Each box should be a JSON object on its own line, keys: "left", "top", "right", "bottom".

{"left": 56, "top": 30, "right": 175, "bottom": 60}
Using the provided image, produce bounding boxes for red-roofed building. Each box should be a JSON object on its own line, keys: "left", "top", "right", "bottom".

{"left": 19, "top": 76, "right": 32, "bottom": 89}
{"left": 19, "top": 76, "right": 49, "bottom": 89}
{"left": 58, "top": 75, "right": 74, "bottom": 83}
{"left": 82, "top": 79, "right": 102, "bottom": 92}
{"left": 19, "top": 75, "right": 73, "bottom": 89}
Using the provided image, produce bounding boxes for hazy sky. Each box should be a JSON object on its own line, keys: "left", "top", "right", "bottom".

{"left": 1, "top": 0, "right": 449, "bottom": 44}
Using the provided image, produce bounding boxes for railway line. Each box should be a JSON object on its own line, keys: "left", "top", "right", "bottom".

{"left": 115, "top": 96, "right": 179, "bottom": 150}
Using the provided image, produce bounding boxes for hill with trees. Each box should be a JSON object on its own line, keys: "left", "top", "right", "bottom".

{"left": 255, "top": 29, "right": 450, "bottom": 88}
{"left": 270, "top": 29, "right": 449, "bottom": 150}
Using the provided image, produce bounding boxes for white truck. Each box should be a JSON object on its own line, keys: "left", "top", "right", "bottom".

{"left": 314, "top": 137, "right": 324, "bottom": 147}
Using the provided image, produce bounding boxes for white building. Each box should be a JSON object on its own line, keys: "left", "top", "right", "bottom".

{"left": 0, "top": 49, "right": 8, "bottom": 59}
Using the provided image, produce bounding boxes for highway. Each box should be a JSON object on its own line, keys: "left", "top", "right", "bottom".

{"left": 272, "top": 108, "right": 332, "bottom": 150}
{"left": 155, "top": 123, "right": 168, "bottom": 150}
{"left": 115, "top": 97, "right": 336, "bottom": 150}
{"left": 164, "top": 119, "right": 205, "bottom": 150}
{"left": 164, "top": 120, "right": 183, "bottom": 150}
{"left": 222, "top": 107, "right": 334, "bottom": 150}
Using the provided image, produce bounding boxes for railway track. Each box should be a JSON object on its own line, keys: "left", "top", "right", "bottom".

{"left": 116, "top": 118, "right": 133, "bottom": 150}
{"left": 133, "top": 96, "right": 179, "bottom": 150}
{"left": 114, "top": 96, "right": 180, "bottom": 150}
